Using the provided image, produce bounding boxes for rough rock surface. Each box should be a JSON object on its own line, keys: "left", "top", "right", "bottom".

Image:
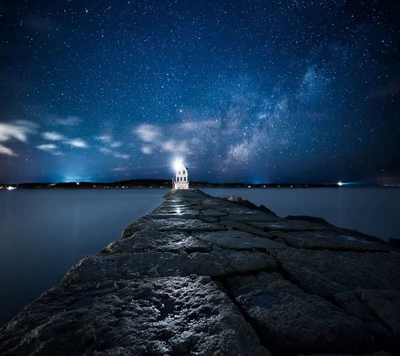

{"left": 0, "top": 189, "right": 398, "bottom": 356}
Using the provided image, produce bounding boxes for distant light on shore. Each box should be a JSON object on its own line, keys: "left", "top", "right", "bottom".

{"left": 337, "top": 182, "right": 343, "bottom": 186}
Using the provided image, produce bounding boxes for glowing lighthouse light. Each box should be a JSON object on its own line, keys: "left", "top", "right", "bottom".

{"left": 337, "top": 182, "right": 343, "bottom": 186}
{"left": 173, "top": 159, "right": 189, "bottom": 190}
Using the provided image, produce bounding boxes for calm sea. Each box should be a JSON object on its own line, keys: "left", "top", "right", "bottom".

{"left": 1, "top": 187, "right": 399, "bottom": 326}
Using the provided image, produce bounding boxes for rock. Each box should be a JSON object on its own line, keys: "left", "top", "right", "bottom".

{"left": 388, "top": 238, "right": 400, "bottom": 249}
{"left": 220, "top": 212, "right": 280, "bottom": 223}
{"left": 333, "top": 291, "right": 396, "bottom": 348}
{"left": 201, "top": 208, "right": 227, "bottom": 217}
{"left": 62, "top": 250, "right": 276, "bottom": 286}
{"left": 0, "top": 276, "right": 269, "bottom": 356}
{"left": 225, "top": 272, "right": 374, "bottom": 355}
{"left": 104, "top": 230, "right": 213, "bottom": 254}
{"left": 356, "top": 289, "right": 400, "bottom": 339}
{"left": 122, "top": 217, "right": 224, "bottom": 238}
{"left": 222, "top": 220, "right": 288, "bottom": 239}
{"left": 248, "top": 219, "right": 327, "bottom": 232}
{"left": 272, "top": 248, "right": 400, "bottom": 298}
{"left": 280, "top": 230, "right": 390, "bottom": 252}
{"left": 193, "top": 230, "right": 287, "bottom": 252}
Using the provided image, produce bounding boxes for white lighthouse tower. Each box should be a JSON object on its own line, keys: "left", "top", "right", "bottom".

{"left": 173, "top": 160, "right": 189, "bottom": 190}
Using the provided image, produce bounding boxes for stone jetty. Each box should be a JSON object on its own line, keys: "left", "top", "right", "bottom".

{"left": 0, "top": 189, "right": 399, "bottom": 355}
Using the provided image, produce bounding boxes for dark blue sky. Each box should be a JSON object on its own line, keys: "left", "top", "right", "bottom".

{"left": 0, "top": 0, "right": 399, "bottom": 184}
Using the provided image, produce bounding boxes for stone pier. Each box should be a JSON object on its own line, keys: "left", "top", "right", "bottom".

{"left": 1, "top": 189, "right": 399, "bottom": 355}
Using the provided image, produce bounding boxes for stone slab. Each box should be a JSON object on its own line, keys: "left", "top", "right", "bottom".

{"left": 122, "top": 217, "right": 224, "bottom": 237}
{"left": 357, "top": 289, "right": 400, "bottom": 338}
{"left": 280, "top": 231, "right": 390, "bottom": 252}
{"left": 0, "top": 276, "right": 270, "bottom": 356}
{"left": 273, "top": 248, "right": 400, "bottom": 298}
{"left": 62, "top": 250, "right": 277, "bottom": 286}
{"left": 226, "top": 272, "right": 374, "bottom": 355}
{"left": 103, "top": 230, "right": 212, "bottom": 254}
{"left": 193, "top": 230, "right": 287, "bottom": 252}
{"left": 248, "top": 219, "right": 327, "bottom": 232}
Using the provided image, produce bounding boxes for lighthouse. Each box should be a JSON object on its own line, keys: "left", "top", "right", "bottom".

{"left": 173, "top": 160, "right": 189, "bottom": 189}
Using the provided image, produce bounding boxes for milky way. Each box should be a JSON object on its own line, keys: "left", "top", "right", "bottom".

{"left": 0, "top": 0, "right": 399, "bottom": 184}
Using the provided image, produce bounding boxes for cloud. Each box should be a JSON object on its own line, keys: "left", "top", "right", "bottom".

{"left": 36, "top": 144, "right": 63, "bottom": 155}
{"left": 179, "top": 121, "right": 199, "bottom": 131}
{"left": 99, "top": 145, "right": 129, "bottom": 159}
{"left": 0, "top": 120, "right": 37, "bottom": 143}
{"left": 56, "top": 116, "right": 82, "bottom": 126}
{"left": 141, "top": 146, "right": 153, "bottom": 154}
{"left": 42, "top": 132, "right": 66, "bottom": 141}
{"left": 0, "top": 120, "right": 37, "bottom": 156}
{"left": 0, "top": 144, "right": 17, "bottom": 156}
{"left": 110, "top": 141, "right": 122, "bottom": 148}
{"left": 100, "top": 147, "right": 112, "bottom": 154}
{"left": 95, "top": 135, "right": 112, "bottom": 143}
{"left": 112, "top": 167, "right": 130, "bottom": 172}
{"left": 135, "top": 124, "right": 161, "bottom": 143}
{"left": 96, "top": 134, "right": 123, "bottom": 150}
{"left": 161, "top": 139, "right": 189, "bottom": 153}
{"left": 65, "top": 138, "right": 88, "bottom": 148}
{"left": 113, "top": 153, "right": 130, "bottom": 159}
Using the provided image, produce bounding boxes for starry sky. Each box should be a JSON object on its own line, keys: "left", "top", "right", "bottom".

{"left": 0, "top": 0, "right": 399, "bottom": 184}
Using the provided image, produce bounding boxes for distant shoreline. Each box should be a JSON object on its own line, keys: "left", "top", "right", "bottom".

{"left": 0, "top": 180, "right": 387, "bottom": 190}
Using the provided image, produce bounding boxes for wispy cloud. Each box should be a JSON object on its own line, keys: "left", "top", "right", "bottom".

{"left": 141, "top": 146, "right": 153, "bottom": 154}
{"left": 0, "top": 120, "right": 37, "bottom": 143}
{"left": 0, "top": 120, "right": 37, "bottom": 156}
{"left": 96, "top": 135, "right": 122, "bottom": 148}
{"left": 112, "top": 167, "right": 131, "bottom": 172}
{"left": 56, "top": 116, "right": 82, "bottom": 126}
{"left": 135, "top": 124, "right": 161, "bottom": 143}
{"left": 0, "top": 144, "right": 17, "bottom": 156}
{"left": 113, "top": 153, "right": 129, "bottom": 159}
{"left": 100, "top": 147, "right": 112, "bottom": 154}
{"left": 65, "top": 138, "right": 88, "bottom": 148}
{"left": 161, "top": 139, "right": 188, "bottom": 153}
{"left": 96, "top": 136, "right": 129, "bottom": 158}
{"left": 110, "top": 141, "right": 122, "bottom": 148}
{"left": 135, "top": 123, "right": 191, "bottom": 155}
{"left": 36, "top": 143, "right": 63, "bottom": 155}
{"left": 42, "top": 132, "right": 66, "bottom": 141}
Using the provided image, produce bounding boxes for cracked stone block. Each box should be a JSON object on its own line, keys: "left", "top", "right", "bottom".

{"left": 248, "top": 219, "right": 327, "bottom": 232}
{"left": 0, "top": 276, "right": 270, "bottom": 356}
{"left": 62, "top": 250, "right": 275, "bottom": 285}
{"left": 280, "top": 231, "right": 390, "bottom": 252}
{"left": 157, "top": 218, "right": 225, "bottom": 232}
{"left": 103, "top": 230, "right": 212, "bottom": 254}
{"left": 201, "top": 208, "right": 227, "bottom": 216}
{"left": 226, "top": 272, "right": 374, "bottom": 355}
{"left": 356, "top": 289, "right": 400, "bottom": 339}
{"left": 222, "top": 220, "right": 288, "bottom": 239}
{"left": 193, "top": 230, "right": 287, "bottom": 252}
{"left": 272, "top": 248, "right": 400, "bottom": 298}
{"left": 122, "top": 217, "right": 225, "bottom": 237}
{"left": 333, "top": 291, "right": 396, "bottom": 347}
{"left": 221, "top": 212, "right": 281, "bottom": 223}
{"left": 225, "top": 206, "right": 281, "bottom": 219}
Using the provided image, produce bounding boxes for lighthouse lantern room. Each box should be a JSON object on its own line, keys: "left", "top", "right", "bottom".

{"left": 173, "top": 161, "right": 189, "bottom": 189}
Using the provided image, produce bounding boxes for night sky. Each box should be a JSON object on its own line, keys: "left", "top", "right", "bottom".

{"left": 0, "top": 0, "right": 399, "bottom": 184}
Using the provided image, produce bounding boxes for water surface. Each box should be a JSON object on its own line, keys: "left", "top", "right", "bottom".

{"left": 0, "top": 189, "right": 167, "bottom": 326}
